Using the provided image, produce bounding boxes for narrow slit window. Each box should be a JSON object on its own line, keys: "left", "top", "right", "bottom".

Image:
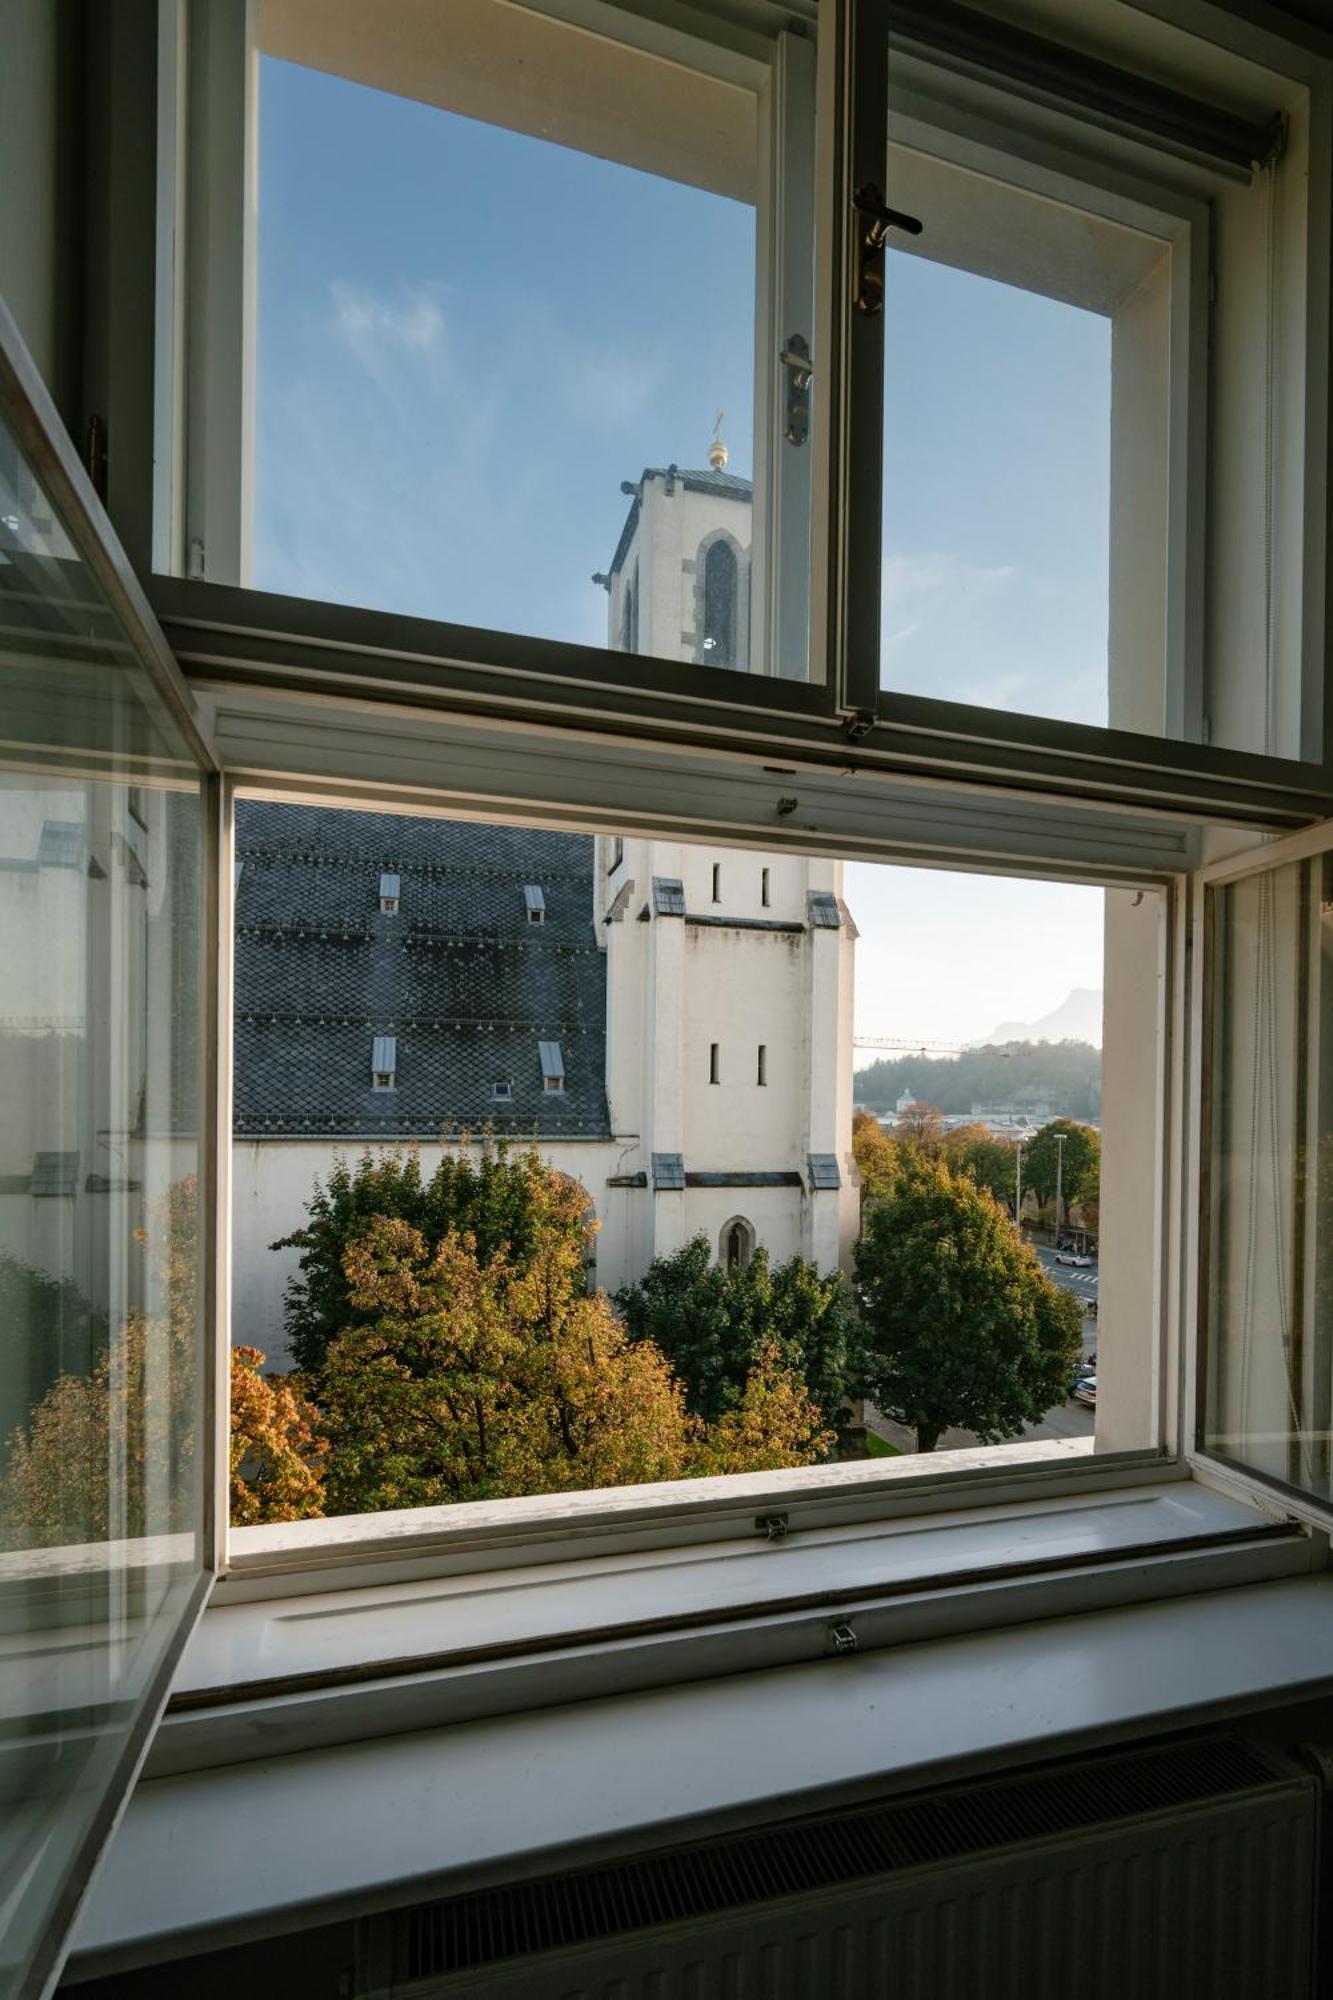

{"left": 709, "top": 1042, "right": 720, "bottom": 1085}
{"left": 711, "top": 863, "right": 722, "bottom": 903}
{"left": 757, "top": 1044, "right": 767, "bottom": 1086}
{"left": 761, "top": 867, "right": 770, "bottom": 907}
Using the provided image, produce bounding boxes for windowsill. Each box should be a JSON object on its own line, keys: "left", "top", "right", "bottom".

{"left": 152, "top": 1478, "right": 1304, "bottom": 1780}
{"left": 68, "top": 1564, "right": 1333, "bottom": 1982}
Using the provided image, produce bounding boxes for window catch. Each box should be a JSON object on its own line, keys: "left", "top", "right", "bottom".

{"left": 780, "top": 335, "right": 813, "bottom": 446}
{"left": 828, "top": 1621, "right": 859, "bottom": 1656}
{"left": 853, "top": 184, "right": 923, "bottom": 315}
{"left": 756, "top": 1513, "right": 789, "bottom": 1542}
{"left": 841, "top": 708, "right": 875, "bottom": 742}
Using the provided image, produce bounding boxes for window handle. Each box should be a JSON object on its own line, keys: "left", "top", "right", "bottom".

{"left": 853, "top": 184, "right": 923, "bottom": 315}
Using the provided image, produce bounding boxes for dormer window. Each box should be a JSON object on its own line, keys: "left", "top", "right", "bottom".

{"left": 492, "top": 1079, "right": 514, "bottom": 1102}
{"left": 539, "top": 1040, "right": 565, "bottom": 1093}
{"left": 371, "top": 1035, "right": 397, "bottom": 1090}
{"left": 379, "top": 871, "right": 400, "bottom": 915}
{"left": 524, "top": 885, "right": 546, "bottom": 925}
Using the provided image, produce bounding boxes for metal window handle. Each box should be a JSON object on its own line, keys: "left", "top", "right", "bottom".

{"left": 853, "top": 184, "right": 923, "bottom": 315}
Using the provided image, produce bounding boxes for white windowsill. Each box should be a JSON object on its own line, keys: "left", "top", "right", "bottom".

{"left": 144, "top": 1478, "right": 1303, "bottom": 1778}
{"left": 68, "top": 1567, "right": 1333, "bottom": 1981}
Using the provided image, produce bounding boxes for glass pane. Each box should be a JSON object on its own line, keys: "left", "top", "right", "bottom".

{"left": 1203, "top": 853, "right": 1333, "bottom": 1502}
{"left": 879, "top": 18, "right": 1317, "bottom": 756}
{"left": 225, "top": 792, "right": 1157, "bottom": 1539}
{"left": 250, "top": 0, "right": 815, "bottom": 680}
{"left": 0, "top": 410, "right": 207, "bottom": 1998}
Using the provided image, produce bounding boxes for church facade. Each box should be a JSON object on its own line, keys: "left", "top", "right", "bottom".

{"left": 228, "top": 461, "right": 858, "bottom": 1363}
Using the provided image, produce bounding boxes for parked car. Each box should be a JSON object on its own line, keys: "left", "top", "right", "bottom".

{"left": 1072, "top": 1374, "right": 1097, "bottom": 1407}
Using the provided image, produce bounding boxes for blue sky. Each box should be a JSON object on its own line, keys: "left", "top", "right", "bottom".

{"left": 255, "top": 55, "right": 1105, "bottom": 1051}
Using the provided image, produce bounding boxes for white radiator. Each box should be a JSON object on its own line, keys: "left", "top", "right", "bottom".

{"left": 357, "top": 1735, "right": 1319, "bottom": 1999}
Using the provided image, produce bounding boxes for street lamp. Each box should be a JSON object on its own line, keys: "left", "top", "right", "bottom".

{"left": 1054, "top": 1131, "right": 1067, "bottom": 1242}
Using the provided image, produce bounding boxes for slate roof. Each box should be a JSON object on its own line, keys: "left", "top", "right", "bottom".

{"left": 233, "top": 802, "right": 611, "bottom": 1140}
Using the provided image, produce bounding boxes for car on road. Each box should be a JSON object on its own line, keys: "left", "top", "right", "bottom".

{"left": 1055, "top": 1250, "right": 1093, "bottom": 1268}
{"left": 1072, "top": 1373, "right": 1097, "bottom": 1407}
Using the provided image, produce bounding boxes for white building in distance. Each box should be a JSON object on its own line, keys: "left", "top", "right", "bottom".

{"left": 224, "top": 451, "right": 858, "bottom": 1363}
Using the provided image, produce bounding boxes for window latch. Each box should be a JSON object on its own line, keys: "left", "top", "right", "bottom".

{"left": 853, "top": 185, "right": 923, "bottom": 315}
{"left": 780, "top": 336, "right": 813, "bottom": 445}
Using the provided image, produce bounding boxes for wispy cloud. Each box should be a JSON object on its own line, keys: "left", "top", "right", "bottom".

{"left": 330, "top": 281, "right": 446, "bottom": 369}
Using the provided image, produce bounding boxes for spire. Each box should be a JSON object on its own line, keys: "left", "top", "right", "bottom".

{"left": 708, "top": 408, "right": 729, "bottom": 472}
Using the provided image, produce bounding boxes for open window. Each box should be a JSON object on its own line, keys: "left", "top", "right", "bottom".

{"left": 1197, "top": 818, "right": 1333, "bottom": 1520}
{"left": 0, "top": 303, "right": 215, "bottom": 2000}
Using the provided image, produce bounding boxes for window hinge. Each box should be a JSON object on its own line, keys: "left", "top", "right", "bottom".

{"left": 828, "top": 1620, "right": 859, "bottom": 1656}
{"left": 756, "top": 1512, "right": 789, "bottom": 1542}
{"left": 780, "top": 335, "right": 812, "bottom": 446}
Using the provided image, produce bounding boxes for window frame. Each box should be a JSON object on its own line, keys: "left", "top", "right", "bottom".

{"left": 126, "top": 0, "right": 1333, "bottom": 826}
{"left": 1187, "top": 812, "right": 1333, "bottom": 1535}
{"left": 71, "top": 0, "right": 1333, "bottom": 1576}
{"left": 215, "top": 767, "right": 1190, "bottom": 1585}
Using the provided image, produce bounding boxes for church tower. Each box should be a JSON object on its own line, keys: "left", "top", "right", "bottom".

{"left": 593, "top": 442, "right": 858, "bottom": 1285}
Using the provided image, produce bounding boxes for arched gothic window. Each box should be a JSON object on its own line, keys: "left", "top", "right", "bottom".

{"left": 702, "top": 539, "right": 738, "bottom": 667}
{"left": 721, "top": 1215, "right": 755, "bottom": 1272}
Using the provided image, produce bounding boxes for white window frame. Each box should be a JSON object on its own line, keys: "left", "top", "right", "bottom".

{"left": 215, "top": 768, "right": 1191, "bottom": 1589}
{"left": 138, "top": 0, "right": 1333, "bottom": 827}
{"left": 1187, "top": 812, "right": 1333, "bottom": 1537}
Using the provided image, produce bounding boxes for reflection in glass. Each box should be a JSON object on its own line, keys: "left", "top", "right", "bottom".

{"left": 0, "top": 409, "right": 206, "bottom": 1999}
{"left": 1204, "top": 856, "right": 1333, "bottom": 1503}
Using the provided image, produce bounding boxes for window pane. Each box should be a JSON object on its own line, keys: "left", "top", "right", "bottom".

{"left": 1203, "top": 854, "right": 1333, "bottom": 1501}
{"left": 880, "top": 17, "right": 1320, "bottom": 757}
{"left": 249, "top": 0, "right": 815, "bottom": 679}
{"left": 227, "top": 794, "right": 1158, "bottom": 1537}
{"left": 0, "top": 411, "right": 207, "bottom": 1997}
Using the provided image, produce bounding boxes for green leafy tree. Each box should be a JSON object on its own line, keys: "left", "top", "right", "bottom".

{"left": 943, "top": 1124, "right": 1018, "bottom": 1210}
{"left": 273, "top": 1142, "right": 589, "bottom": 1375}
{"left": 616, "top": 1236, "right": 856, "bottom": 1435}
{"left": 853, "top": 1156, "right": 1082, "bottom": 1452}
{"left": 320, "top": 1217, "right": 829, "bottom": 1513}
{"left": 1022, "top": 1119, "right": 1101, "bottom": 1212}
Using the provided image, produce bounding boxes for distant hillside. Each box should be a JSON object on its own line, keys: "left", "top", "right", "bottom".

{"left": 984, "top": 988, "right": 1103, "bottom": 1048}
{"left": 853, "top": 1038, "right": 1101, "bottom": 1119}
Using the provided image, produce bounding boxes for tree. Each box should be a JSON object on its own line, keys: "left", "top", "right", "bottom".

{"left": 853, "top": 1156, "right": 1083, "bottom": 1452}
{"left": 943, "top": 1124, "right": 1018, "bottom": 1210}
{"left": 230, "top": 1347, "right": 327, "bottom": 1525}
{"left": 1023, "top": 1119, "right": 1101, "bottom": 1213}
{"left": 853, "top": 1109, "right": 900, "bottom": 1201}
{"left": 615, "top": 1236, "right": 856, "bottom": 1435}
{"left": 891, "top": 1101, "right": 946, "bottom": 1152}
{"left": 273, "top": 1141, "right": 590, "bottom": 1375}
{"left": 319, "top": 1216, "right": 829, "bottom": 1513}
{"left": 0, "top": 1177, "right": 200, "bottom": 1551}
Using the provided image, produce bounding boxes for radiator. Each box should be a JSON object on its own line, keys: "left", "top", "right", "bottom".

{"left": 355, "top": 1735, "right": 1319, "bottom": 2000}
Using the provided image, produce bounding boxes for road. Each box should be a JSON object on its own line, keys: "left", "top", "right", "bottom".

{"left": 864, "top": 1244, "right": 1099, "bottom": 1454}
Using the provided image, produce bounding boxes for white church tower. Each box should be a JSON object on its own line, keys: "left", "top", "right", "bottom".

{"left": 593, "top": 438, "right": 858, "bottom": 1285}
